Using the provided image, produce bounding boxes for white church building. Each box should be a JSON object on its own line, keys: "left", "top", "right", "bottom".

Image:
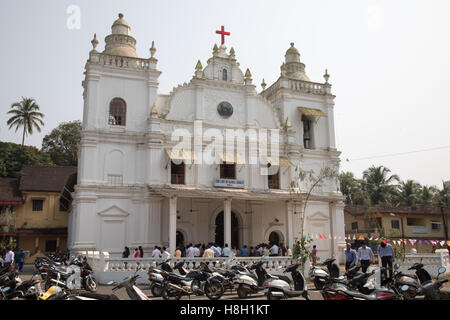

{"left": 68, "top": 14, "right": 346, "bottom": 263}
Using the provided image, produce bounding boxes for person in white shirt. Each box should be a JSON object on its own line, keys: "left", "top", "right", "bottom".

{"left": 152, "top": 246, "right": 162, "bottom": 259}
{"left": 186, "top": 244, "right": 195, "bottom": 258}
{"left": 161, "top": 247, "right": 171, "bottom": 260}
{"left": 215, "top": 245, "right": 222, "bottom": 257}
{"left": 193, "top": 244, "right": 200, "bottom": 257}
{"left": 270, "top": 243, "right": 279, "bottom": 256}
{"left": 222, "top": 243, "right": 231, "bottom": 257}
{"left": 4, "top": 247, "right": 14, "bottom": 271}
{"left": 357, "top": 241, "right": 375, "bottom": 273}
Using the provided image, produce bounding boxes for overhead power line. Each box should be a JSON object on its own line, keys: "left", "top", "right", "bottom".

{"left": 346, "top": 145, "right": 450, "bottom": 162}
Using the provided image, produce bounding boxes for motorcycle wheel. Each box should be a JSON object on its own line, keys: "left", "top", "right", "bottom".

{"left": 161, "top": 285, "right": 182, "bottom": 300}
{"left": 204, "top": 282, "right": 224, "bottom": 300}
{"left": 237, "top": 284, "right": 249, "bottom": 299}
{"left": 150, "top": 283, "right": 163, "bottom": 297}
{"left": 266, "top": 290, "right": 281, "bottom": 300}
{"left": 313, "top": 279, "right": 324, "bottom": 290}
{"left": 439, "top": 291, "right": 450, "bottom": 300}
{"left": 85, "top": 277, "right": 98, "bottom": 292}
{"left": 191, "top": 279, "right": 204, "bottom": 296}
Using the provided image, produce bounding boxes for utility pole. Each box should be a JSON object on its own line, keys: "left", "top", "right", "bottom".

{"left": 400, "top": 215, "right": 406, "bottom": 261}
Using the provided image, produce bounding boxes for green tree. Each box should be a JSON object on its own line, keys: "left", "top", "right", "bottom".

{"left": 395, "top": 180, "right": 422, "bottom": 206}
{"left": 420, "top": 185, "right": 439, "bottom": 205}
{"left": 339, "top": 172, "right": 371, "bottom": 205}
{"left": 362, "top": 165, "right": 399, "bottom": 205}
{"left": 42, "top": 121, "right": 82, "bottom": 166}
{"left": 0, "top": 142, "right": 53, "bottom": 178}
{"left": 6, "top": 97, "right": 44, "bottom": 146}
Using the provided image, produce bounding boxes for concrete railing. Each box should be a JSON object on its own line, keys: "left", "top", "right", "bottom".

{"left": 76, "top": 251, "right": 297, "bottom": 284}
{"left": 378, "top": 249, "right": 450, "bottom": 277}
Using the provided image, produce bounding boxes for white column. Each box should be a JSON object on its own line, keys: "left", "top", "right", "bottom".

{"left": 331, "top": 201, "right": 346, "bottom": 264}
{"left": 169, "top": 196, "right": 177, "bottom": 254}
{"left": 224, "top": 198, "right": 232, "bottom": 247}
{"left": 286, "top": 200, "right": 294, "bottom": 250}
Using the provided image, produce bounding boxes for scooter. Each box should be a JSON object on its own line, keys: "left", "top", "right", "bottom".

{"left": 321, "top": 269, "right": 401, "bottom": 300}
{"left": 263, "top": 261, "right": 309, "bottom": 300}
{"left": 400, "top": 266, "right": 449, "bottom": 300}
{"left": 233, "top": 260, "right": 292, "bottom": 299}
{"left": 309, "top": 257, "right": 340, "bottom": 290}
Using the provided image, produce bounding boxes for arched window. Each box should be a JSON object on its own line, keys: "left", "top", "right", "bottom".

{"left": 108, "top": 98, "right": 127, "bottom": 126}
{"left": 222, "top": 68, "right": 228, "bottom": 81}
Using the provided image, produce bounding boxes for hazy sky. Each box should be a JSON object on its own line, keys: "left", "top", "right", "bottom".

{"left": 1, "top": 0, "right": 449, "bottom": 187}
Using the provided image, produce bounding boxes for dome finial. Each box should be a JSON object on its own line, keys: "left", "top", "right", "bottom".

{"left": 119, "top": 13, "right": 124, "bottom": 19}
{"left": 323, "top": 69, "right": 330, "bottom": 84}
{"left": 91, "top": 33, "right": 99, "bottom": 52}
{"left": 261, "top": 78, "right": 267, "bottom": 90}
{"left": 290, "top": 42, "right": 294, "bottom": 47}
{"left": 150, "top": 41, "right": 156, "bottom": 58}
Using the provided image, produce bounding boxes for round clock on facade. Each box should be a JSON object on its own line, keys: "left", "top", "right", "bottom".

{"left": 217, "top": 101, "right": 233, "bottom": 118}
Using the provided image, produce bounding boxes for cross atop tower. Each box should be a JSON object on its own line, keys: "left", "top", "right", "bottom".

{"left": 216, "top": 25, "right": 230, "bottom": 45}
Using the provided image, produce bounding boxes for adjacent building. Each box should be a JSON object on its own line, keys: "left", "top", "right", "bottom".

{"left": 344, "top": 205, "right": 449, "bottom": 252}
{"left": 0, "top": 166, "right": 76, "bottom": 255}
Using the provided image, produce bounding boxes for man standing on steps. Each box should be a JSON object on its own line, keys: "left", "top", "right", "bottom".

{"left": 357, "top": 241, "right": 375, "bottom": 273}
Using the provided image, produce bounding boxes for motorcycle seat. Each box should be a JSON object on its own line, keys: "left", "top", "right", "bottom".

{"left": 284, "top": 290, "right": 304, "bottom": 297}
{"left": 77, "top": 292, "right": 119, "bottom": 300}
{"left": 338, "top": 287, "right": 376, "bottom": 300}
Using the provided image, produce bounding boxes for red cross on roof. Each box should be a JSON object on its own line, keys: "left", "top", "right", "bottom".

{"left": 216, "top": 25, "right": 230, "bottom": 45}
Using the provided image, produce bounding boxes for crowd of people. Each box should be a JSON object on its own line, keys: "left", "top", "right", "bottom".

{"left": 345, "top": 240, "right": 396, "bottom": 278}
{"left": 122, "top": 242, "right": 293, "bottom": 260}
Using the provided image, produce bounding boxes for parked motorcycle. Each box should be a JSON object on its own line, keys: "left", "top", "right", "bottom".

{"left": 401, "top": 266, "right": 449, "bottom": 300}
{"left": 160, "top": 262, "right": 224, "bottom": 300}
{"left": 263, "top": 261, "right": 309, "bottom": 300}
{"left": 233, "top": 260, "right": 291, "bottom": 299}
{"left": 71, "top": 256, "right": 97, "bottom": 292}
{"left": 148, "top": 259, "right": 173, "bottom": 297}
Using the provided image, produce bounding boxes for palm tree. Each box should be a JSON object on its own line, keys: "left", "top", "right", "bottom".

{"left": 362, "top": 166, "right": 399, "bottom": 205}
{"left": 7, "top": 97, "right": 44, "bottom": 145}
{"left": 395, "top": 180, "right": 421, "bottom": 206}
{"left": 420, "top": 185, "right": 439, "bottom": 205}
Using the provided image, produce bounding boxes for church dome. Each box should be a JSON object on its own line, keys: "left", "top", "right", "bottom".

{"left": 282, "top": 42, "right": 310, "bottom": 81}
{"left": 103, "top": 13, "right": 139, "bottom": 58}
{"left": 111, "top": 13, "right": 130, "bottom": 35}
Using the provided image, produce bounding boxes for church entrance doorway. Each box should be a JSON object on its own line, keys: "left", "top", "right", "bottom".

{"left": 215, "top": 211, "right": 239, "bottom": 248}
{"left": 176, "top": 231, "right": 185, "bottom": 249}
{"left": 269, "top": 231, "right": 281, "bottom": 246}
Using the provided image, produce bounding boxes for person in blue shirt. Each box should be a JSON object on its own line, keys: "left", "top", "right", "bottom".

{"left": 377, "top": 240, "right": 395, "bottom": 280}
{"left": 344, "top": 242, "right": 357, "bottom": 271}
{"left": 239, "top": 245, "right": 249, "bottom": 257}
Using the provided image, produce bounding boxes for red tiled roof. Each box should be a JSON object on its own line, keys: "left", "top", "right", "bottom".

{"left": 19, "top": 166, "right": 77, "bottom": 193}
{"left": 0, "top": 178, "right": 23, "bottom": 203}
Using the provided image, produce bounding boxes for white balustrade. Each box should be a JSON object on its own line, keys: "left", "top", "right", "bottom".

{"left": 74, "top": 252, "right": 297, "bottom": 284}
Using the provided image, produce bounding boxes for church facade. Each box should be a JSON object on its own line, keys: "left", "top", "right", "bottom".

{"left": 68, "top": 14, "right": 346, "bottom": 263}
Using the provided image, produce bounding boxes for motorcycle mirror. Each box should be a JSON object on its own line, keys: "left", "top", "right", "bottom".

{"left": 106, "top": 281, "right": 115, "bottom": 285}
{"left": 401, "top": 285, "right": 409, "bottom": 292}
{"left": 438, "top": 267, "right": 446, "bottom": 275}
{"left": 297, "top": 256, "right": 302, "bottom": 261}
{"left": 394, "top": 263, "right": 400, "bottom": 270}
